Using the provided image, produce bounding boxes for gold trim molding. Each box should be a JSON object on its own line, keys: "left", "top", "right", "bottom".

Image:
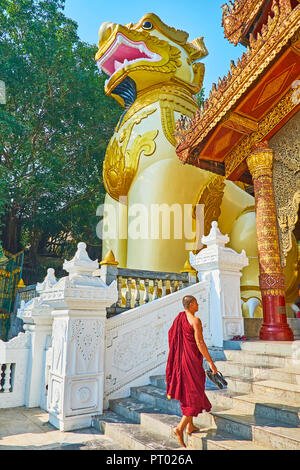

{"left": 225, "top": 89, "right": 298, "bottom": 177}
{"left": 247, "top": 147, "right": 274, "bottom": 179}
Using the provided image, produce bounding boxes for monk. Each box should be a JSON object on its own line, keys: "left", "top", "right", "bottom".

{"left": 166, "top": 295, "right": 218, "bottom": 448}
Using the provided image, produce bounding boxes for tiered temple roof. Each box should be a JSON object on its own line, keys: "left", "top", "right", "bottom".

{"left": 175, "top": 0, "right": 300, "bottom": 183}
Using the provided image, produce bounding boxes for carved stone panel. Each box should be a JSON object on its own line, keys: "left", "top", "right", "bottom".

{"left": 269, "top": 111, "right": 300, "bottom": 266}
{"left": 71, "top": 319, "right": 104, "bottom": 364}
{"left": 67, "top": 378, "right": 99, "bottom": 414}
{"left": 112, "top": 323, "right": 164, "bottom": 373}
{"left": 51, "top": 319, "right": 68, "bottom": 376}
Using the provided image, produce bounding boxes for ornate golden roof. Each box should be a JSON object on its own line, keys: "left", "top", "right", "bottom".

{"left": 221, "top": 0, "right": 266, "bottom": 46}
{"left": 175, "top": 0, "right": 300, "bottom": 167}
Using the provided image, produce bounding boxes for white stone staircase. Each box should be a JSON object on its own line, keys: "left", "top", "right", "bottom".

{"left": 92, "top": 340, "right": 300, "bottom": 450}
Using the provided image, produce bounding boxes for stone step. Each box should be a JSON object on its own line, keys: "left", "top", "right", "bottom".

{"left": 149, "top": 373, "right": 300, "bottom": 425}
{"left": 225, "top": 376, "right": 255, "bottom": 394}
{"left": 208, "top": 409, "right": 300, "bottom": 450}
{"left": 240, "top": 340, "right": 300, "bottom": 357}
{"left": 109, "top": 395, "right": 166, "bottom": 423}
{"left": 104, "top": 422, "right": 182, "bottom": 450}
{"left": 231, "top": 392, "right": 300, "bottom": 426}
{"left": 149, "top": 374, "right": 220, "bottom": 392}
{"left": 110, "top": 386, "right": 232, "bottom": 429}
{"left": 149, "top": 375, "right": 167, "bottom": 390}
{"left": 252, "top": 380, "right": 300, "bottom": 404}
{"left": 130, "top": 383, "right": 223, "bottom": 417}
{"left": 215, "top": 360, "right": 274, "bottom": 381}
{"left": 225, "top": 374, "right": 300, "bottom": 400}
{"left": 140, "top": 411, "right": 218, "bottom": 440}
{"left": 135, "top": 393, "right": 300, "bottom": 450}
{"left": 266, "top": 367, "right": 300, "bottom": 385}
{"left": 216, "top": 360, "right": 300, "bottom": 385}
{"left": 204, "top": 387, "right": 300, "bottom": 427}
{"left": 139, "top": 412, "right": 269, "bottom": 450}
{"left": 105, "top": 361, "right": 300, "bottom": 450}
{"left": 130, "top": 385, "right": 182, "bottom": 416}
{"left": 224, "top": 350, "right": 294, "bottom": 367}
{"left": 188, "top": 428, "right": 270, "bottom": 450}
{"left": 92, "top": 410, "right": 134, "bottom": 433}
{"left": 140, "top": 412, "right": 186, "bottom": 444}
{"left": 205, "top": 388, "right": 246, "bottom": 410}
{"left": 110, "top": 385, "right": 234, "bottom": 430}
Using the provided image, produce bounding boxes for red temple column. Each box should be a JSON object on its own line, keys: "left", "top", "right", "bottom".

{"left": 246, "top": 142, "right": 294, "bottom": 341}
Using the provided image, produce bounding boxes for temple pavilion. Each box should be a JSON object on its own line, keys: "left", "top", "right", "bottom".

{"left": 175, "top": 0, "right": 300, "bottom": 341}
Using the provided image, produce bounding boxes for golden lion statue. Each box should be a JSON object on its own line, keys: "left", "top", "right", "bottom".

{"left": 95, "top": 13, "right": 297, "bottom": 316}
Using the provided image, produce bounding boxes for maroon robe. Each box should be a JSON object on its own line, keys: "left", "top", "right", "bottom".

{"left": 166, "top": 311, "right": 212, "bottom": 417}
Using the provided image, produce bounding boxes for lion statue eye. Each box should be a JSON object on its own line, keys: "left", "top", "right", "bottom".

{"left": 142, "top": 21, "right": 153, "bottom": 30}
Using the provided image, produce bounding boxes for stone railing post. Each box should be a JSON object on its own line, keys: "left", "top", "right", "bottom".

{"left": 180, "top": 258, "right": 197, "bottom": 285}
{"left": 17, "top": 268, "right": 56, "bottom": 409}
{"left": 93, "top": 249, "right": 119, "bottom": 286}
{"left": 43, "top": 243, "right": 117, "bottom": 431}
{"left": 190, "top": 221, "right": 248, "bottom": 347}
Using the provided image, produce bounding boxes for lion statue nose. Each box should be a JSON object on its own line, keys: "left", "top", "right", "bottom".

{"left": 98, "top": 22, "right": 117, "bottom": 45}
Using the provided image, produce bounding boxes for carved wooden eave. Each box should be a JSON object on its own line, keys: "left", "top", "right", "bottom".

{"left": 221, "top": 0, "right": 266, "bottom": 46}
{"left": 222, "top": 0, "right": 300, "bottom": 46}
{"left": 175, "top": 0, "right": 300, "bottom": 183}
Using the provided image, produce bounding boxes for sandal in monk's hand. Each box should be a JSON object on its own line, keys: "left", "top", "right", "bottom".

{"left": 205, "top": 368, "right": 228, "bottom": 389}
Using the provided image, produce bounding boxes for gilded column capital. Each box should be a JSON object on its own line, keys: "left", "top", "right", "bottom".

{"left": 246, "top": 142, "right": 274, "bottom": 179}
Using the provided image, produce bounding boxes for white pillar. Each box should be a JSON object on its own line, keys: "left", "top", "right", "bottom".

{"left": 190, "top": 221, "right": 248, "bottom": 348}
{"left": 17, "top": 269, "right": 56, "bottom": 408}
{"left": 43, "top": 243, "right": 117, "bottom": 432}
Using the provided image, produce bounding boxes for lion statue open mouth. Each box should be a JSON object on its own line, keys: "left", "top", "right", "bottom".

{"left": 95, "top": 13, "right": 207, "bottom": 108}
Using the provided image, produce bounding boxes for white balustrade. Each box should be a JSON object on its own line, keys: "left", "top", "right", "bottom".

{"left": 0, "top": 331, "right": 31, "bottom": 408}
{"left": 99, "top": 264, "right": 194, "bottom": 316}
{"left": 0, "top": 223, "right": 248, "bottom": 434}
{"left": 103, "top": 279, "right": 210, "bottom": 407}
{"left": 2, "top": 363, "right": 12, "bottom": 392}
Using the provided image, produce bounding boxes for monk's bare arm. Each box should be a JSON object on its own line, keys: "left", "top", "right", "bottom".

{"left": 192, "top": 317, "right": 218, "bottom": 374}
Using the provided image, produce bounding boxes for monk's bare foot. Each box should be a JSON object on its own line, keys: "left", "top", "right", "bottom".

{"left": 186, "top": 423, "right": 199, "bottom": 435}
{"left": 173, "top": 427, "right": 186, "bottom": 448}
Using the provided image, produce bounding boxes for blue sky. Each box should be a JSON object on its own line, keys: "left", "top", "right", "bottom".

{"left": 64, "top": 0, "right": 245, "bottom": 97}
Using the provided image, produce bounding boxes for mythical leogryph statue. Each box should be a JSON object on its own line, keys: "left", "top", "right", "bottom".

{"left": 95, "top": 13, "right": 295, "bottom": 309}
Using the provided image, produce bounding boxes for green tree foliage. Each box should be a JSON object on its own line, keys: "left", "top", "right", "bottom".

{"left": 195, "top": 88, "right": 205, "bottom": 108}
{"left": 0, "top": 0, "right": 121, "bottom": 282}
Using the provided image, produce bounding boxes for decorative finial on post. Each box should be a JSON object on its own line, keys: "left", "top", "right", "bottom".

{"left": 36, "top": 268, "right": 57, "bottom": 293}
{"left": 180, "top": 258, "right": 197, "bottom": 286}
{"left": 100, "top": 250, "right": 119, "bottom": 266}
{"left": 17, "top": 278, "right": 26, "bottom": 288}
{"left": 201, "top": 220, "right": 230, "bottom": 247}
{"left": 180, "top": 258, "right": 197, "bottom": 274}
{"left": 189, "top": 220, "right": 248, "bottom": 279}
{"left": 63, "top": 242, "right": 99, "bottom": 278}
{"left": 188, "top": 220, "right": 249, "bottom": 347}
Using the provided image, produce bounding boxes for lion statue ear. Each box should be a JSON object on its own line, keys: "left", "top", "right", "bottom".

{"left": 192, "top": 63, "right": 205, "bottom": 91}
{"left": 186, "top": 37, "right": 209, "bottom": 61}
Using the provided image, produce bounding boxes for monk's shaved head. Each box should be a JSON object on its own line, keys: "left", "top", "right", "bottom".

{"left": 182, "top": 295, "right": 196, "bottom": 310}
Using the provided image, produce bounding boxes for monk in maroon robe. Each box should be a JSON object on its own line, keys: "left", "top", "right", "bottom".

{"left": 166, "top": 295, "right": 218, "bottom": 447}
